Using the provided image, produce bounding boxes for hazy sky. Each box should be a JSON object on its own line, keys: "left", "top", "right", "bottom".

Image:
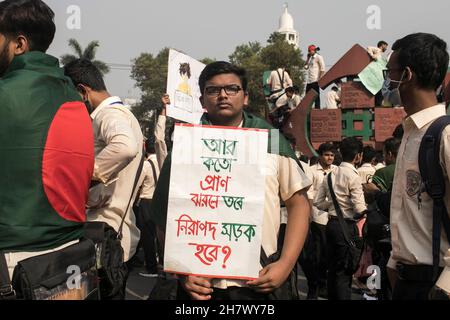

{"left": 45, "top": 0, "right": 449, "bottom": 98}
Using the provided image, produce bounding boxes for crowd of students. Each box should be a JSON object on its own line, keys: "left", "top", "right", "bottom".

{"left": 0, "top": 0, "right": 449, "bottom": 301}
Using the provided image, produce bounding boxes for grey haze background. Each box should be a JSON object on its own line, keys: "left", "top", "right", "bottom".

{"left": 45, "top": 0, "right": 449, "bottom": 99}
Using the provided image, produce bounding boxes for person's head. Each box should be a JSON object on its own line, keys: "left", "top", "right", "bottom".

{"left": 374, "top": 151, "right": 384, "bottom": 165}
{"left": 362, "top": 145, "right": 377, "bottom": 165}
{"left": 383, "top": 137, "right": 401, "bottom": 165}
{"left": 308, "top": 45, "right": 317, "bottom": 56}
{"left": 64, "top": 59, "right": 108, "bottom": 111}
{"left": 292, "top": 85, "right": 300, "bottom": 94}
{"left": 384, "top": 33, "right": 449, "bottom": 112}
{"left": 309, "top": 156, "right": 319, "bottom": 166}
{"left": 199, "top": 61, "right": 248, "bottom": 126}
{"left": 145, "top": 137, "right": 156, "bottom": 155}
{"left": 340, "top": 137, "right": 363, "bottom": 165}
{"left": 0, "top": 0, "right": 55, "bottom": 76}
{"left": 317, "top": 143, "right": 336, "bottom": 168}
{"left": 377, "top": 40, "right": 388, "bottom": 52}
{"left": 285, "top": 86, "right": 295, "bottom": 99}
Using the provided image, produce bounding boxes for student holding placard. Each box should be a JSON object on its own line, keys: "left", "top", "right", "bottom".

{"left": 152, "top": 61, "right": 312, "bottom": 300}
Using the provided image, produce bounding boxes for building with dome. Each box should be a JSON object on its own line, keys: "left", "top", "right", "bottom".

{"left": 278, "top": 3, "right": 299, "bottom": 48}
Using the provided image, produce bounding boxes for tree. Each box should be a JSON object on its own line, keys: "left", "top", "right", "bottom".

{"left": 130, "top": 48, "right": 214, "bottom": 138}
{"left": 228, "top": 33, "right": 306, "bottom": 117}
{"left": 130, "top": 48, "right": 170, "bottom": 138}
{"left": 260, "top": 32, "right": 305, "bottom": 93}
{"left": 229, "top": 42, "right": 267, "bottom": 116}
{"left": 60, "top": 38, "right": 110, "bottom": 74}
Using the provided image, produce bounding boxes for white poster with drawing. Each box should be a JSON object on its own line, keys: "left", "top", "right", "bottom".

{"left": 166, "top": 49, "right": 205, "bottom": 124}
{"left": 164, "top": 124, "right": 268, "bottom": 280}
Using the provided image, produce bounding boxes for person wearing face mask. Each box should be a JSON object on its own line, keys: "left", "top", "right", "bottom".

{"left": 64, "top": 59, "right": 144, "bottom": 299}
{"left": 384, "top": 33, "right": 450, "bottom": 300}
{"left": 314, "top": 137, "right": 367, "bottom": 300}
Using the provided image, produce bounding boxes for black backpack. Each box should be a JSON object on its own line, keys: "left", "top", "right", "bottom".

{"left": 418, "top": 115, "right": 450, "bottom": 281}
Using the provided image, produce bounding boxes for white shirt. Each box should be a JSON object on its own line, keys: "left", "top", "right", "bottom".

{"left": 155, "top": 115, "right": 168, "bottom": 170}
{"left": 287, "top": 94, "right": 301, "bottom": 110}
{"left": 358, "top": 163, "right": 376, "bottom": 184}
{"left": 87, "top": 96, "right": 144, "bottom": 262}
{"left": 325, "top": 90, "right": 340, "bottom": 109}
{"left": 307, "top": 163, "right": 337, "bottom": 225}
{"left": 367, "top": 46, "right": 383, "bottom": 61}
{"left": 138, "top": 155, "right": 159, "bottom": 200}
{"left": 267, "top": 68, "right": 293, "bottom": 92}
{"left": 213, "top": 154, "right": 312, "bottom": 289}
{"left": 314, "top": 162, "right": 367, "bottom": 220}
{"left": 388, "top": 105, "right": 450, "bottom": 279}
{"left": 305, "top": 53, "right": 326, "bottom": 84}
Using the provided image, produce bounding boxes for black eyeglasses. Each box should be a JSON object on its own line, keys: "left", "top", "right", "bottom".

{"left": 204, "top": 85, "right": 242, "bottom": 97}
{"left": 382, "top": 68, "right": 404, "bottom": 80}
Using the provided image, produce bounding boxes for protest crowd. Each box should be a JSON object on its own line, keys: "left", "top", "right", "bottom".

{"left": 0, "top": 0, "right": 450, "bottom": 302}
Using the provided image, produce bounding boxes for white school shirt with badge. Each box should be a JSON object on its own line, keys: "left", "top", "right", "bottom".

{"left": 211, "top": 124, "right": 312, "bottom": 289}
{"left": 388, "top": 105, "right": 450, "bottom": 283}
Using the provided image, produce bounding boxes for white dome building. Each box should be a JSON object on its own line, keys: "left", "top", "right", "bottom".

{"left": 278, "top": 3, "right": 299, "bottom": 48}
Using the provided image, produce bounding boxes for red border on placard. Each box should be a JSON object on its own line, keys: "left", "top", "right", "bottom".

{"left": 164, "top": 269, "right": 258, "bottom": 281}
{"left": 176, "top": 123, "right": 268, "bottom": 133}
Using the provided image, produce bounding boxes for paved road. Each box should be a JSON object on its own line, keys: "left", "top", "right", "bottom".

{"left": 125, "top": 255, "right": 366, "bottom": 300}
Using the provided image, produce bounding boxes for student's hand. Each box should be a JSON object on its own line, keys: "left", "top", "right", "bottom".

{"left": 246, "top": 260, "right": 291, "bottom": 294}
{"left": 161, "top": 94, "right": 170, "bottom": 116}
{"left": 180, "top": 275, "right": 213, "bottom": 300}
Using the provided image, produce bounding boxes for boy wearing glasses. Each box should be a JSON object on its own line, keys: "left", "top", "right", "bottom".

{"left": 152, "top": 61, "right": 312, "bottom": 300}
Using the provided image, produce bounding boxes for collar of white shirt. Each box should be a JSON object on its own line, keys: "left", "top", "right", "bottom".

{"left": 340, "top": 162, "right": 358, "bottom": 174}
{"left": 315, "top": 163, "right": 335, "bottom": 173}
{"left": 90, "top": 96, "right": 123, "bottom": 120}
{"left": 404, "top": 104, "right": 446, "bottom": 131}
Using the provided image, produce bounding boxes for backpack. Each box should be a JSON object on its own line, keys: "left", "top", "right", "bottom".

{"left": 418, "top": 115, "right": 450, "bottom": 281}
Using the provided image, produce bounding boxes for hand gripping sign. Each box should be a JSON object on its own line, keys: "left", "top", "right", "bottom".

{"left": 164, "top": 124, "right": 268, "bottom": 280}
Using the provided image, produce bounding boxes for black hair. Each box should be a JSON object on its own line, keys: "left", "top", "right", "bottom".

{"left": 318, "top": 142, "right": 336, "bottom": 156}
{"left": 309, "top": 156, "right": 319, "bottom": 166}
{"left": 333, "top": 151, "right": 343, "bottom": 166}
{"left": 362, "top": 145, "right": 377, "bottom": 163}
{"left": 285, "top": 86, "right": 295, "bottom": 93}
{"left": 199, "top": 61, "right": 248, "bottom": 94}
{"left": 64, "top": 59, "right": 107, "bottom": 92}
{"left": 340, "top": 137, "right": 363, "bottom": 162}
{"left": 392, "top": 33, "right": 449, "bottom": 90}
{"left": 331, "top": 86, "right": 339, "bottom": 92}
{"left": 384, "top": 137, "right": 401, "bottom": 157}
{"left": 375, "top": 151, "right": 384, "bottom": 164}
{"left": 0, "top": 0, "right": 55, "bottom": 52}
{"left": 145, "top": 137, "right": 156, "bottom": 155}
{"left": 392, "top": 124, "right": 404, "bottom": 139}
{"left": 377, "top": 40, "right": 388, "bottom": 48}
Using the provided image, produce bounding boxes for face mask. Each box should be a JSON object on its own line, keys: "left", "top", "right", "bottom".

{"left": 382, "top": 71, "right": 405, "bottom": 107}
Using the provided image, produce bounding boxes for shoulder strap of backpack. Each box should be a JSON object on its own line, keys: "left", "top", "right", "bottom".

{"left": 148, "top": 157, "right": 158, "bottom": 185}
{"left": 276, "top": 69, "right": 285, "bottom": 87}
{"left": 117, "top": 148, "right": 146, "bottom": 240}
{"left": 327, "top": 174, "right": 356, "bottom": 248}
{"left": 418, "top": 115, "right": 450, "bottom": 281}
